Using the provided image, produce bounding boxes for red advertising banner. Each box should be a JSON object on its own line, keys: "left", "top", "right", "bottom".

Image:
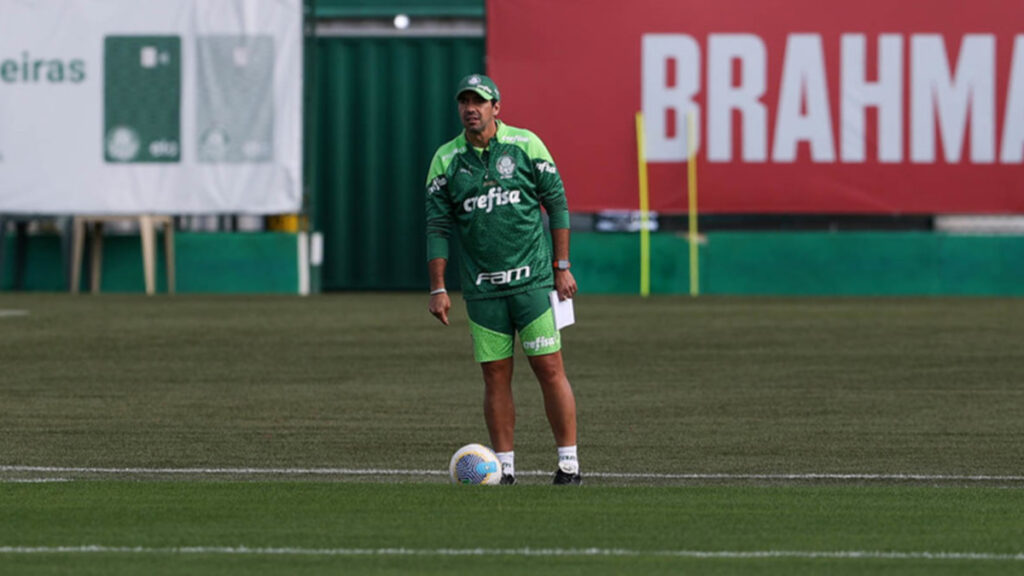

{"left": 487, "top": 0, "right": 1024, "bottom": 214}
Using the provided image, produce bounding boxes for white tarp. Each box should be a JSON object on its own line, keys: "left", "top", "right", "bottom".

{"left": 0, "top": 0, "right": 303, "bottom": 214}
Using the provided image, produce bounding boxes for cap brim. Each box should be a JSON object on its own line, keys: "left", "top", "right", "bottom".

{"left": 456, "top": 87, "right": 497, "bottom": 101}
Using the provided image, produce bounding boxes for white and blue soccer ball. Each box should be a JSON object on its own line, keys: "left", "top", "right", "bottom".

{"left": 449, "top": 443, "right": 502, "bottom": 485}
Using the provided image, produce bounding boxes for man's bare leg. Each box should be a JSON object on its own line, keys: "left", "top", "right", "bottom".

{"left": 527, "top": 351, "right": 577, "bottom": 446}
{"left": 481, "top": 358, "right": 515, "bottom": 452}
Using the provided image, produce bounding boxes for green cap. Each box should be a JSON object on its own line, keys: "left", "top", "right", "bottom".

{"left": 455, "top": 74, "right": 500, "bottom": 102}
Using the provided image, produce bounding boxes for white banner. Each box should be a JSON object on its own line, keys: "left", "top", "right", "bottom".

{"left": 0, "top": 0, "right": 303, "bottom": 214}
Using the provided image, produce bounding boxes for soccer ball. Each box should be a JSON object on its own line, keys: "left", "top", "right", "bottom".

{"left": 448, "top": 443, "right": 502, "bottom": 485}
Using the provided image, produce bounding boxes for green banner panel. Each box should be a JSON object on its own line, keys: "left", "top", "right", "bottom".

{"left": 2, "top": 232, "right": 299, "bottom": 294}
{"left": 7, "top": 230, "right": 1024, "bottom": 295}
{"left": 570, "top": 232, "right": 1024, "bottom": 297}
{"left": 175, "top": 233, "right": 298, "bottom": 293}
{"left": 103, "top": 36, "right": 182, "bottom": 163}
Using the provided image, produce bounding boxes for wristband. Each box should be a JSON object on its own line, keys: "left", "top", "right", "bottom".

{"left": 430, "top": 288, "right": 447, "bottom": 295}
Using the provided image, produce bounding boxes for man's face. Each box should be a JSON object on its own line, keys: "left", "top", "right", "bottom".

{"left": 458, "top": 91, "right": 499, "bottom": 134}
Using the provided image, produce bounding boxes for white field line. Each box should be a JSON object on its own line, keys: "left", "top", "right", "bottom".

{"left": 0, "top": 546, "right": 1021, "bottom": 561}
{"left": 2, "top": 465, "right": 1024, "bottom": 482}
{"left": 0, "top": 478, "right": 71, "bottom": 484}
{"left": 587, "top": 472, "right": 1024, "bottom": 482}
{"left": 0, "top": 310, "right": 29, "bottom": 318}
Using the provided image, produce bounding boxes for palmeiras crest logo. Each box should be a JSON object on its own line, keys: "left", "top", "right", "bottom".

{"left": 496, "top": 154, "right": 516, "bottom": 178}
{"left": 468, "top": 75, "right": 481, "bottom": 85}
{"left": 106, "top": 126, "right": 141, "bottom": 162}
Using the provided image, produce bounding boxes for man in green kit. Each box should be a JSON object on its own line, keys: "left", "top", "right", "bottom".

{"left": 425, "top": 74, "right": 581, "bottom": 485}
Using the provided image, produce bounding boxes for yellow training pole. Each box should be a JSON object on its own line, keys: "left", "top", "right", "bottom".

{"left": 687, "top": 109, "right": 700, "bottom": 297}
{"left": 635, "top": 111, "right": 651, "bottom": 297}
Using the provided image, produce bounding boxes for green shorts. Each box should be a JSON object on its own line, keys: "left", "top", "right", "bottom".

{"left": 465, "top": 288, "right": 561, "bottom": 363}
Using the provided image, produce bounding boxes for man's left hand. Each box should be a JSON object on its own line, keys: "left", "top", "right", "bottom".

{"left": 554, "top": 270, "right": 577, "bottom": 301}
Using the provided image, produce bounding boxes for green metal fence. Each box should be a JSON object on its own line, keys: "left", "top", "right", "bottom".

{"left": 312, "top": 36, "right": 483, "bottom": 290}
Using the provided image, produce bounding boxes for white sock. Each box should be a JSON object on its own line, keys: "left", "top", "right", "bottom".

{"left": 557, "top": 445, "right": 579, "bottom": 474}
{"left": 496, "top": 451, "right": 515, "bottom": 476}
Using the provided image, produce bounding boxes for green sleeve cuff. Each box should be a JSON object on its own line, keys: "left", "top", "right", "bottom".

{"left": 427, "top": 236, "right": 449, "bottom": 261}
{"left": 548, "top": 210, "right": 570, "bottom": 230}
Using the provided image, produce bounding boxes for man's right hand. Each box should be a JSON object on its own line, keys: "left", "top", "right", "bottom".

{"left": 429, "top": 292, "right": 451, "bottom": 326}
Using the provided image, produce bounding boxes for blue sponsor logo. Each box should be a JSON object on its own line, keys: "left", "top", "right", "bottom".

{"left": 475, "top": 461, "right": 499, "bottom": 475}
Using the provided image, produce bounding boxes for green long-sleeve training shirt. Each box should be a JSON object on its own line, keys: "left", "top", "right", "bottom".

{"left": 425, "top": 121, "right": 569, "bottom": 300}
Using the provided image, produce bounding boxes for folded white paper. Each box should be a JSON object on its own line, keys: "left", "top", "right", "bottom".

{"left": 549, "top": 291, "right": 575, "bottom": 329}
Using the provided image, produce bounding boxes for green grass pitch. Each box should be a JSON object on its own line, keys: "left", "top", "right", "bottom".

{"left": 1, "top": 293, "right": 1023, "bottom": 574}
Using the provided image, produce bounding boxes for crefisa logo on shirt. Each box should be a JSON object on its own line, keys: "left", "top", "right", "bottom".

{"left": 463, "top": 186, "right": 521, "bottom": 213}
{"left": 496, "top": 154, "right": 516, "bottom": 178}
